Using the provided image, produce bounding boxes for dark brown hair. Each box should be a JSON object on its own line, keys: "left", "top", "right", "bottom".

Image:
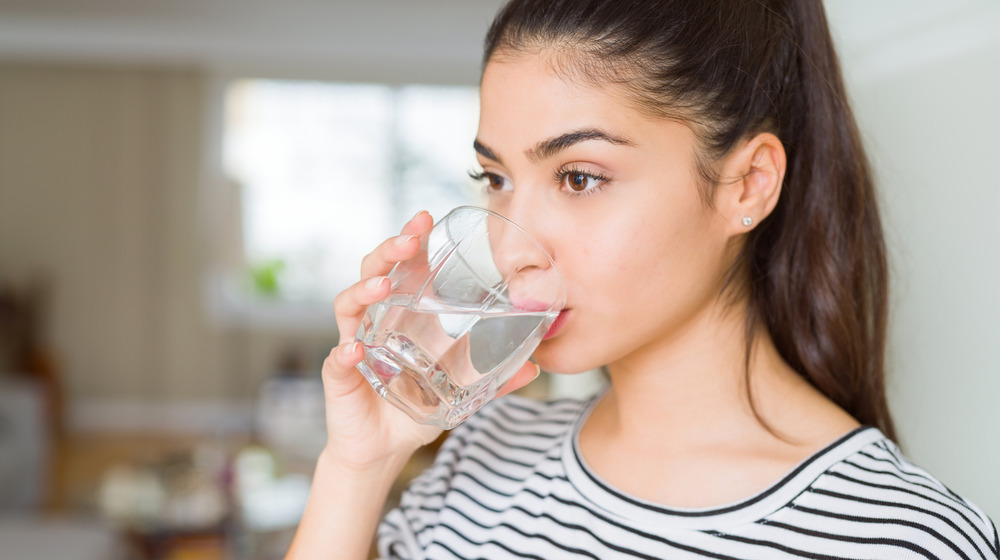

{"left": 484, "top": 0, "right": 896, "bottom": 441}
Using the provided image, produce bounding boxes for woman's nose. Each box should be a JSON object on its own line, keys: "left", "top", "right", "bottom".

{"left": 488, "top": 212, "right": 550, "bottom": 279}
{"left": 486, "top": 206, "right": 564, "bottom": 313}
{"left": 485, "top": 190, "right": 565, "bottom": 310}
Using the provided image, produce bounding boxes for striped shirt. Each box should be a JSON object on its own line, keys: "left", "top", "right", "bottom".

{"left": 378, "top": 395, "right": 999, "bottom": 559}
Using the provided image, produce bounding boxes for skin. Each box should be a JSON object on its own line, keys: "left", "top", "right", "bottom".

{"left": 286, "top": 48, "right": 860, "bottom": 559}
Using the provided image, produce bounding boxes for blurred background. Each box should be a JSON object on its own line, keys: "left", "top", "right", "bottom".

{"left": 0, "top": 0, "right": 997, "bottom": 558}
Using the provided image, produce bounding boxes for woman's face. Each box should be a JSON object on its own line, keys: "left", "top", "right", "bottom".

{"left": 476, "top": 52, "right": 738, "bottom": 374}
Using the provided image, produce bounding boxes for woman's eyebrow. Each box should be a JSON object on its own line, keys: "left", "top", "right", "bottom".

{"left": 527, "top": 128, "right": 633, "bottom": 162}
{"left": 473, "top": 139, "right": 501, "bottom": 163}
{"left": 473, "top": 128, "right": 633, "bottom": 165}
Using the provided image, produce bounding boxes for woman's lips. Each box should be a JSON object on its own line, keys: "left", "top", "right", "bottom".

{"left": 543, "top": 309, "right": 569, "bottom": 340}
{"left": 511, "top": 298, "right": 552, "bottom": 312}
{"left": 509, "top": 299, "right": 569, "bottom": 340}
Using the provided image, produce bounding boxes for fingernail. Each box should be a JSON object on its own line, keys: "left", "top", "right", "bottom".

{"left": 531, "top": 362, "right": 541, "bottom": 380}
{"left": 366, "top": 276, "right": 387, "bottom": 290}
{"left": 412, "top": 210, "right": 428, "bottom": 221}
{"left": 341, "top": 342, "right": 360, "bottom": 358}
{"left": 394, "top": 234, "right": 417, "bottom": 246}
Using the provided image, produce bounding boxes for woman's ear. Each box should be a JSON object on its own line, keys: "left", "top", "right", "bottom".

{"left": 715, "top": 132, "right": 786, "bottom": 235}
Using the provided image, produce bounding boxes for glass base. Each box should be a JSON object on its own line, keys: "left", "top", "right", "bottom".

{"left": 355, "top": 346, "right": 491, "bottom": 430}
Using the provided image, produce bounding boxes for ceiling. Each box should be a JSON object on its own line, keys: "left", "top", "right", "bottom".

{"left": 0, "top": 0, "right": 996, "bottom": 84}
{"left": 0, "top": 0, "right": 508, "bottom": 83}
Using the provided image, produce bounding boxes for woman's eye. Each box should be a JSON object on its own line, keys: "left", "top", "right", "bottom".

{"left": 561, "top": 171, "right": 607, "bottom": 193}
{"left": 469, "top": 170, "right": 511, "bottom": 192}
{"left": 486, "top": 173, "right": 509, "bottom": 191}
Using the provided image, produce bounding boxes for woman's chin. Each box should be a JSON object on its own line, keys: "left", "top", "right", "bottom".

{"left": 532, "top": 341, "right": 604, "bottom": 375}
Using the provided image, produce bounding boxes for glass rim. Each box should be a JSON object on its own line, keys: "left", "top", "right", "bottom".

{"left": 442, "top": 205, "right": 566, "bottom": 311}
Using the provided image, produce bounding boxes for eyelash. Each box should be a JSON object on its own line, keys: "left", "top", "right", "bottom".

{"left": 467, "top": 169, "right": 491, "bottom": 183}
{"left": 468, "top": 169, "right": 505, "bottom": 192}
{"left": 468, "top": 167, "right": 611, "bottom": 197}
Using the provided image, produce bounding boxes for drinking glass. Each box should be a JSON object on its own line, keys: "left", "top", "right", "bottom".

{"left": 355, "top": 206, "right": 565, "bottom": 429}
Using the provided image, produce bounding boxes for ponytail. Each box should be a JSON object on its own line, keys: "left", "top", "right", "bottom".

{"left": 750, "top": 0, "right": 895, "bottom": 439}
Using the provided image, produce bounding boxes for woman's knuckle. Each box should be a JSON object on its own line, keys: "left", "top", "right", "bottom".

{"left": 333, "top": 290, "right": 347, "bottom": 310}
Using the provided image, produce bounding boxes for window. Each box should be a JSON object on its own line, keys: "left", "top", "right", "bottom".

{"left": 220, "top": 79, "right": 482, "bottom": 314}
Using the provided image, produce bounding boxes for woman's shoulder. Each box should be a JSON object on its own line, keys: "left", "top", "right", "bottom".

{"left": 792, "top": 428, "right": 999, "bottom": 558}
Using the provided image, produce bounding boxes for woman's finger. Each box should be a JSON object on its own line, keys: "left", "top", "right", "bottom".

{"left": 331, "top": 341, "right": 364, "bottom": 372}
{"left": 321, "top": 341, "right": 367, "bottom": 397}
{"left": 333, "top": 275, "right": 391, "bottom": 342}
{"left": 495, "top": 361, "right": 542, "bottom": 398}
{"left": 358, "top": 234, "right": 420, "bottom": 280}
{"left": 335, "top": 212, "right": 433, "bottom": 345}
{"left": 399, "top": 210, "right": 433, "bottom": 237}
{"left": 358, "top": 211, "right": 433, "bottom": 279}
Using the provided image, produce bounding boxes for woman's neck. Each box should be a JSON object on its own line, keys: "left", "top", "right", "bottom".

{"left": 579, "top": 296, "right": 859, "bottom": 507}
{"left": 601, "top": 296, "right": 763, "bottom": 443}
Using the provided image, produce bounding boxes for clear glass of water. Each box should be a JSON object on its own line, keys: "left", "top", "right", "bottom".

{"left": 355, "top": 206, "right": 565, "bottom": 429}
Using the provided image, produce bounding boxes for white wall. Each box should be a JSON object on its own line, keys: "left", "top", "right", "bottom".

{"left": 851, "top": 46, "right": 1000, "bottom": 519}
{"left": 828, "top": 0, "right": 1000, "bottom": 520}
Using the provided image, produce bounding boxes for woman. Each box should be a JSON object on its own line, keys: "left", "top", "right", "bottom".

{"left": 288, "top": 0, "right": 999, "bottom": 558}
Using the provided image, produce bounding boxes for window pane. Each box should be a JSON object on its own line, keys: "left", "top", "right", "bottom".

{"left": 396, "top": 85, "right": 484, "bottom": 220}
{"left": 222, "top": 80, "right": 480, "bottom": 304}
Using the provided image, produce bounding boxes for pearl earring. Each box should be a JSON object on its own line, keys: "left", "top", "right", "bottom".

{"left": 741, "top": 216, "right": 754, "bottom": 227}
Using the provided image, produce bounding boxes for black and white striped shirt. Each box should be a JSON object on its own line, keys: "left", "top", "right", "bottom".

{"left": 378, "top": 395, "right": 999, "bottom": 559}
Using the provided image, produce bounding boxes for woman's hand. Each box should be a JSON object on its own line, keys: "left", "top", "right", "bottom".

{"left": 321, "top": 211, "right": 441, "bottom": 471}
{"left": 321, "top": 210, "right": 542, "bottom": 473}
{"left": 288, "top": 210, "right": 541, "bottom": 560}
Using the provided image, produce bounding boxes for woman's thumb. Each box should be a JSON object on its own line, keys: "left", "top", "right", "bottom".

{"left": 496, "top": 361, "right": 541, "bottom": 398}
